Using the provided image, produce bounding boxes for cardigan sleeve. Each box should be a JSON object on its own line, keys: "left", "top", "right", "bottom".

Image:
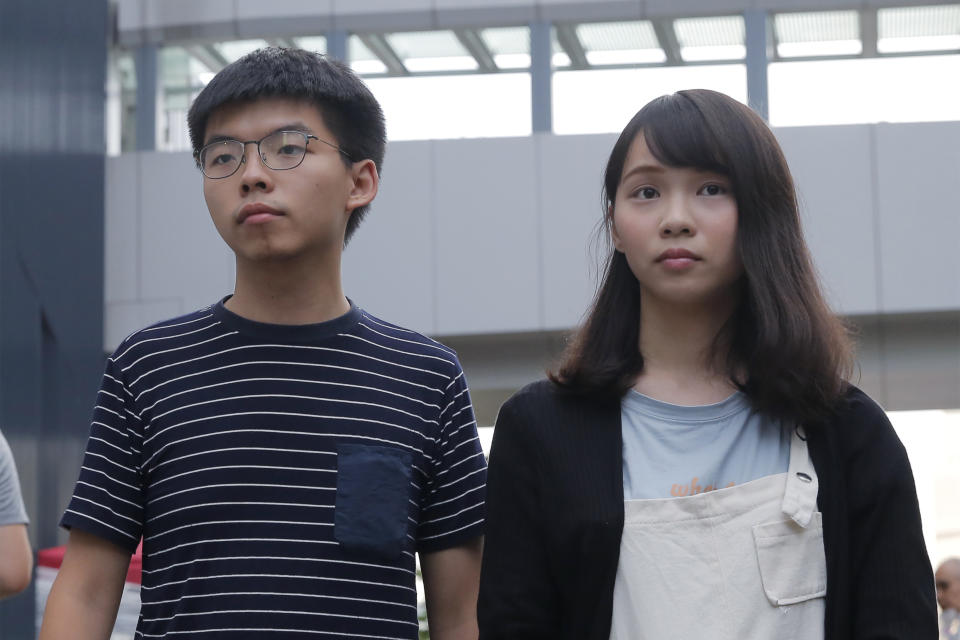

{"left": 478, "top": 397, "right": 560, "bottom": 640}
{"left": 840, "top": 391, "right": 938, "bottom": 639}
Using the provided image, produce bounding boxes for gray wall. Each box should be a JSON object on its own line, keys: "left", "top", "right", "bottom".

{"left": 105, "top": 121, "right": 960, "bottom": 415}
{"left": 0, "top": 0, "right": 108, "bottom": 632}
{"left": 107, "top": 122, "right": 960, "bottom": 332}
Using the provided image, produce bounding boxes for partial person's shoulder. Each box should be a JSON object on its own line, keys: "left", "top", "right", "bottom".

{"left": 500, "top": 378, "right": 613, "bottom": 425}
{"left": 826, "top": 384, "right": 892, "bottom": 434}
{"left": 820, "top": 383, "right": 906, "bottom": 463}
{"left": 351, "top": 308, "right": 463, "bottom": 375}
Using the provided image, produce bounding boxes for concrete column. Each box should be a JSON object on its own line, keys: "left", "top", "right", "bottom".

{"left": 744, "top": 9, "right": 770, "bottom": 121}
{"left": 135, "top": 44, "right": 160, "bottom": 150}
{"left": 529, "top": 21, "right": 552, "bottom": 133}
{"left": 327, "top": 29, "right": 348, "bottom": 62}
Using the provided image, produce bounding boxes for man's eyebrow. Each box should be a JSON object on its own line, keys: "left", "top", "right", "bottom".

{"left": 203, "top": 123, "right": 315, "bottom": 146}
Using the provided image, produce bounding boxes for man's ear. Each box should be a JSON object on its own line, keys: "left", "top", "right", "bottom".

{"left": 345, "top": 159, "right": 378, "bottom": 213}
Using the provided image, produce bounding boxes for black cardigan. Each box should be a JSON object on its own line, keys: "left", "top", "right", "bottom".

{"left": 477, "top": 380, "right": 938, "bottom": 640}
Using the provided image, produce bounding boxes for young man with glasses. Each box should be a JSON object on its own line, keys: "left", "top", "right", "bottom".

{"left": 40, "top": 48, "right": 486, "bottom": 640}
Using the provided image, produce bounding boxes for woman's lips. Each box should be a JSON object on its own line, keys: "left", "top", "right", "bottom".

{"left": 657, "top": 248, "right": 701, "bottom": 270}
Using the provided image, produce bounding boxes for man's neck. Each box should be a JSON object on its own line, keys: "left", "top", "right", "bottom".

{"left": 226, "top": 254, "right": 350, "bottom": 325}
{"left": 633, "top": 294, "right": 739, "bottom": 406}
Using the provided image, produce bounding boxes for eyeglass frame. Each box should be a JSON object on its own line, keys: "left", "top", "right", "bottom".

{"left": 194, "top": 130, "right": 354, "bottom": 179}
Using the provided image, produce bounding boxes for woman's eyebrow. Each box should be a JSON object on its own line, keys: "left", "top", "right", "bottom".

{"left": 621, "top": 164, "right": 665, "bottom": 182}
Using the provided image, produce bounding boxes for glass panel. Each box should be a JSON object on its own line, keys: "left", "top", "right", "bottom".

{"left": 553, "top": 65, "right": 747, "bottom": 135}
{"left": 294, "top": 36, "right": 327, "bottom": 55}
{"left": 386, "top": 30, "right": 477, "bottom": 72}
{"left": 878, "top": 5, "right": 960, "bottom": 53}
{"left": 774, "top": 11, "right": 861, "bottom": 57}
{"left": 481, "top": 26, "right": 530, "bottom": 69}
{"left": 365, "top": 73, "right": 531, "bottom": 140}
{"left": 674, "top": 16, "right": 745, "bottom": 61}
{"left": 549, "top": 28, "right": 574, "bottom": 68}
{"left": 214, "top": 39, "right": 269, "bottom": 63}
{"left": 769, "top": 55, "right": 960, "bottom": 126}
{"left": 349, "top": 36, "right": 387, "bottom": 75}
{"left": 109, "top": 51, "right": 136, "bottom": 155}
{"left": 159, "top": 47, "right": 205, "bottom": 151}
{"left": 577, "top": 20, "right": 665, "bottom": 65}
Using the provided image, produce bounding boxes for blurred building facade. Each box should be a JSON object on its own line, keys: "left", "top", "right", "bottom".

{"left": 2, "top": 0, "right": 959, "bottom": 632}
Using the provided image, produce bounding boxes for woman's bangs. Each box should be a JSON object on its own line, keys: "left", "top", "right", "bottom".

{"left": 640, "top": 96, "right": 730, "bottom": 177}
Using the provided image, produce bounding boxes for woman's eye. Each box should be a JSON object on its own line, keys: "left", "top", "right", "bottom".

{"left": 635, "top": 187, "right": 659, "bottom": 200}
{"left": 700, "top": 183, "right": 726, "bottom": 196}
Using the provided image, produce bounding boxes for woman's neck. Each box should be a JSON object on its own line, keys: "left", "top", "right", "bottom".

{"left": 633, "top": 294, "right": 739, "bottom": 406}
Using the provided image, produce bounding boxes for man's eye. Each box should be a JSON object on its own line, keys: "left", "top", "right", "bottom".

{"left": 277, "top": 144, "right": 305, "bottom": 156}
{"left": 210, "top": 153, "right": 236, "bottom": 166}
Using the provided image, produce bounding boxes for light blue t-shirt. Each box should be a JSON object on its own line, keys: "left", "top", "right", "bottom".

{"left": 0, "top": 429, "right": 29, "bottom": 526}
{"left": 621, "top": 390, "right": 790, "bottom": 500}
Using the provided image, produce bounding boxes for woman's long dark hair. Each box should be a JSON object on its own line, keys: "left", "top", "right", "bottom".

{"left": 551, "top": 89, "right": 853, "bottom": 425}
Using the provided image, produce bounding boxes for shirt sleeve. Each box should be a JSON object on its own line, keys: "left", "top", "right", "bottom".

{"left": 60, "top": 354, "right": 144, "bottom": 552}
{"left": 839, "top": 390, "right": 939, "bottom": 638}
{"left": 415, "top": 360, "right": 486, "bottom": 552}
{"left": 0, "top": 430, "right": 29, "bottom": 526}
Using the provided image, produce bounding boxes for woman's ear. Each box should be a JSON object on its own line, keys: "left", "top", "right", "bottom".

{"left": 609, "top": 205, "right": 624, "bottom": 252}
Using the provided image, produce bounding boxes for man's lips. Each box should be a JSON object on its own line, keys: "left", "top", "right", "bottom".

{"left": 237, "top": 203, "right": 284, "bottom": 224}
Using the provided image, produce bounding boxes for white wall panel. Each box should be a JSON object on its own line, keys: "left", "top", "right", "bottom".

{"left": 644, "top": 0, "right": 746, "bottom": 18}
{"left": 104, "top": 155, "right": 140, "bottom": 305}
{"left": 144, "top": 0, "right": 235, "bottom": 29}
{"left": 776, "top": 125, "right": 879, "bottom": 315}
{"left": 537, "top": 133, "right": 615, "bottom": 329}
{"left": 120, "top": 0, "right": 958, "bottom": 45}
{"left": 339, "top": 0, "right": 431, "bottom": 11}
{"left": 433, "top": 137, "right": 541, "bottom": 334}
{"left": 137, "top": 152, "right": 232, "bottom": 316}
{"left": 342, "top": 141, "right": 436, "bottom": 334}
{"left": 235, "top": 0, "right": 333, "bottom": 37}
{"left": 536, "top": 0, "right": 642, "bottom": 22}
{"left": 237, "top": 0, "right": 333, "bottom": 20}
{"left": 875, "top": 123, "right": 960, "bottom": 312}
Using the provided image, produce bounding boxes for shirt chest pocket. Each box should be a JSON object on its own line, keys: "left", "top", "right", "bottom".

{"left": 752, "top": 512, "right": 827, "bottom": 606}
{"left": 335, "top": 444, "right": 413, "bottom": 560}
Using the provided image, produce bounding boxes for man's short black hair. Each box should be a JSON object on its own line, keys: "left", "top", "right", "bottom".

{"left": 187, "top": 47, "right": 386, "bottom": 243}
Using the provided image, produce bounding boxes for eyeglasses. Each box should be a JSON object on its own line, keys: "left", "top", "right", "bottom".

{"left": 196, "top": 130, "right": 352, "bottom": 179}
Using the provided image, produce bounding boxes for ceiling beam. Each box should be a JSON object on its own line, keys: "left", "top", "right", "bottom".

{"left": 183, "top": 44, "right": 229, "bottom": 73}
{"left": 555, "top": 23, "right": 589, "bottom": 69}
{"left": 357, "top": 33, "right": 409, "bottom": 75}
{"left": 652, "top": 19, "right": 682, "bottom": 65}
{"left": 455, "top": 29, "right": 498, "bottom": 73}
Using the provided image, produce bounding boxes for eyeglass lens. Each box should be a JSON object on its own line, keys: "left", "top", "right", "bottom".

{"left": 200, "top": 131, "right": 310, "bottom": 178}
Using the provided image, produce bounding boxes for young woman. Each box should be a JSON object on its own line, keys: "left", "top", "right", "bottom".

{"left": 477, "top": 89, "right": 937, "bottom": 640}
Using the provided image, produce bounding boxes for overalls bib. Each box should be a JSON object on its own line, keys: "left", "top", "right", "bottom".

{"left": 609, "top": 425, "right": 826, "bottom": 640}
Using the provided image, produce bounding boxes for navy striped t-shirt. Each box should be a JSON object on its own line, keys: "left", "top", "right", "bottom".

{"left": 61, "top": 299, "right": 487, "bottom": 639}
